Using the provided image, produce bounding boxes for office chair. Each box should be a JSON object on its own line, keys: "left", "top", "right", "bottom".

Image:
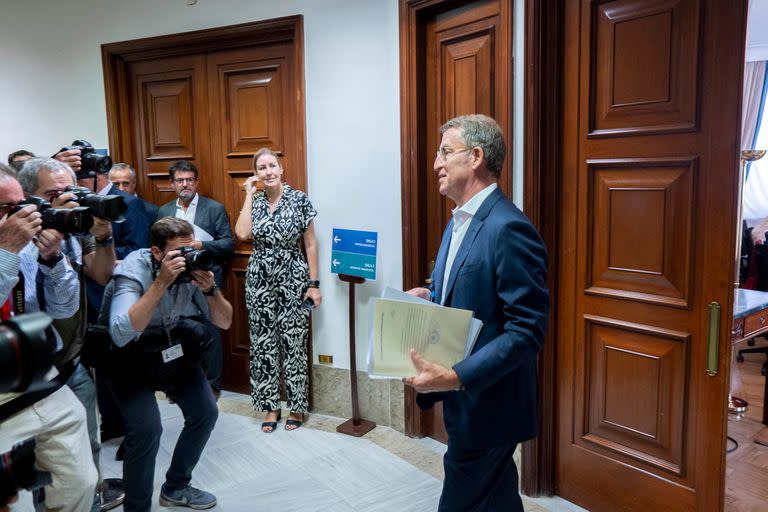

{"left": 738, "top": 225, "right": 768, "bottom": 376}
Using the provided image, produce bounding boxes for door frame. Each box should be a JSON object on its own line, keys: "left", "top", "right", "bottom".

{"left": 399, "top": 0, "right": 559, "bottom": 495}
{"left": 400, "top": 0, "right": 562, "bottom": 496}
{"left": 399, "top": 0, "right": 515, "bottom": 440}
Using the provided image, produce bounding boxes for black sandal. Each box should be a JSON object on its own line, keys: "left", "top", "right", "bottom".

{"left": 261, "top": 410, "right": 281, "bottom": 433}
{"left": 285, "top": 413, "right": 303, "bottom": 430}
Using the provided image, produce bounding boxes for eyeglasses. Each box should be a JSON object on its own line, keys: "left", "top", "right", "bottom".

{"left": 435, "top": 146, "right": 470, "bottom": 162}
{"left": 172, "top": 177, "right": 197, "bottom": 184}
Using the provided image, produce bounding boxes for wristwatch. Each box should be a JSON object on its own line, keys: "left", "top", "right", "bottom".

{"left": 307, "top": 280, "right": 320, "bottom": 289}
{"left": 203, "top": 285, "right": 220, "bottom": 296}
{"left": 95, "top": 235, "right": 114, "bottom": 248}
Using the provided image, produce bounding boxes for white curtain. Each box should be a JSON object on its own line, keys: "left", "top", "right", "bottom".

{"left": 742, "top": 61, "right": 768, "bottom": 224}
{"left": 743, "top": 61, "right": 766, "bottom": 151}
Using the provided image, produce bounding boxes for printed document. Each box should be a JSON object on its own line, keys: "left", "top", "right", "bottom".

{"left": 367, "top": 288, "right": 482, "bottom": 378}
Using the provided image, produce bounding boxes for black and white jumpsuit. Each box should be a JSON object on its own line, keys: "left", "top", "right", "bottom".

{"left": 246, "top": 184, "right": 316, "bottom": 412}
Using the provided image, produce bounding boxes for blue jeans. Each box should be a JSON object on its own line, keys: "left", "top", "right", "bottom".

{"left": 104, "top": 366, "right": 218, "bottom": 512}
{"left": 65, "top": 362, "right": 100, "bottom": 469}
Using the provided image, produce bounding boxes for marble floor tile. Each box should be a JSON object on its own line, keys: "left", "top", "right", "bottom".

{"left": 100, "top": 394, "right": 585, "bottom": 512}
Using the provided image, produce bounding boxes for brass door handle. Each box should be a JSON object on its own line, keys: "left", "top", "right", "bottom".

{"left": 706, "top": 301, "right": 721, "bottom": 376}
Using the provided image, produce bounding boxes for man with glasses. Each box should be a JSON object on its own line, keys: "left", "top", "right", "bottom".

{"left": 157, "top": 160, "right": 234, "bottom": 399}
{"left": 405, "top": 114, "right": 549, "bottom": 512}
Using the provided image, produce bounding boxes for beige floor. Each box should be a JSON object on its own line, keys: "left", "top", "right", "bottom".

{"left": 100, "top": 390, "right": 585, "bottom": 511}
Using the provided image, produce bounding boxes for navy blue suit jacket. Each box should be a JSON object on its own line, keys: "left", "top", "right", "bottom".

{"left": 140, "top": 197, "right": 159, "bottom": 231}
{"left": 416, "top": 187, "right": 549, "bottom": 449}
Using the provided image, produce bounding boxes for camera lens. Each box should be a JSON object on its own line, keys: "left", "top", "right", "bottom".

{"left": 0, "top": 312, "right": 53, "bottom": 393}
{"left": 41, "top": 207, "right": 94, "bottom": 236}
{"left": 186, "top": 250, "right": 214, "bottom": 272}
{"left": 0, "top": 438, "right": 52, "bottom": 505}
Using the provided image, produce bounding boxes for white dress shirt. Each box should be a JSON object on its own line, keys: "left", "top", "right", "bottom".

{"left": 441, "top": 183, "right": 497, "bottom": 304}
{"left": 175, "top": 193, "right": 199, "bottom": 224}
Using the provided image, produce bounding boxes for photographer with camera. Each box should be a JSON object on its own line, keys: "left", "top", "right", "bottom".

{"left": 54, "top": 141, "right": 148, "bottom": 261}
{"left": 0, "top": 163, "right": 97, "bottom": 512}
{"left": 102, "top": 217, "right": 231, "bottom": 511}
{"left": 17, "top": 158, "right": 122, "bottom": 510}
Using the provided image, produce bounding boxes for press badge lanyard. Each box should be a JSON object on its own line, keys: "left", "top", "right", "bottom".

{"left": 151, "top": 260, "right": 186, "bottom": 364}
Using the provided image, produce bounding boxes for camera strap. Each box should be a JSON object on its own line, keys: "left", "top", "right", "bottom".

{"left": 0, "top": 367, "right": 72, "bottom": 423}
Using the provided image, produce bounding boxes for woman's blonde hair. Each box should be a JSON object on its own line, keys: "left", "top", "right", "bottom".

{"left": 252, "top": 148, "right": 283, "bottom": 171}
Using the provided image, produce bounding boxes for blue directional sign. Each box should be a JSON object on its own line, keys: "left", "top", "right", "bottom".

{"left": 331, "top": 228, "right": 378, "bottom": 280}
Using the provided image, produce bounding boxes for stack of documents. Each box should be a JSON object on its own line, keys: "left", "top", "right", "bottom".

{"left": 367, "top": 288, "right": 482, "bottom": 378}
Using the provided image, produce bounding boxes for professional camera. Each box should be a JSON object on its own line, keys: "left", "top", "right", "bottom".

{"left": 58, "top": 140, "right": 112, "bottom": 179}
{"left": 10, "top": 196, "right": 93, "bottom": 236}
{"left": 65, "top": 185, "right": 127, "bottom": 222}
{"left": 0, "top": 312, "right": 54, "bottom": 394}
{"left": 0, "top": 438, "right": 52, "bottom": 507}
{"left": 174, "top": 246, "right": 214, "bottom": 284}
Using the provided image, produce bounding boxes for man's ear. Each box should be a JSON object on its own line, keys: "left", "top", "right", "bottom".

{"left": 150, "top": 246, "right": 163, "bottom": 261}
{"left": 469, "top": 146, "right": 485, "bottom": 172}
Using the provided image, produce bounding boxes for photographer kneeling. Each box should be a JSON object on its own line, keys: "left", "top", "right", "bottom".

{"left": 102, "top": 217, "right": 231, "bottom": 511}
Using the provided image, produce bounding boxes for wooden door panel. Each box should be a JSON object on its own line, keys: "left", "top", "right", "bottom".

{"left": 224, "top": 66, "right": 284, "bottom": 155}
{"left": 591, "top": 0, "right": 700, "bottom": 136}
{"left": 128, "top": 55, "right": 211, "bottom": 206}
{"left": 142, "top": 77, "right": 194, "bottom": 159}
{"left": 583, "top": 316, "right": 688, "bottom": 475}
{"left": 557, "top": 0, "right": 745, "bottom": 509}
{"left": 588, "top": 158, "right": 695, "bottom": 306}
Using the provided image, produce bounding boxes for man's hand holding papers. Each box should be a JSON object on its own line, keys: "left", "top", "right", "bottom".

{"left": 367, "top": 287, "right": 483, "bottom": 380}
{"left": 403, "top": 349, "right": 462, "bottom": 392}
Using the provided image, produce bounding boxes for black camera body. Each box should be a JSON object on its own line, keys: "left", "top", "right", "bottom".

{"left": 59, "top": 140, "right": 112, "bottom": 179}
{"left": 10, "top": 196, "right": 93, "bottom": 236}
{"left": 65, "top": 185, "right": 127, "bottom": 222}
{"left": 0, "top": 438, "right": 52, "bottom": 507}
{"left": 174, "top": 246, "right": 214, "bottom": 284}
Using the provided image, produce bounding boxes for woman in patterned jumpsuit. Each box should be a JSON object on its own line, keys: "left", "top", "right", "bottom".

{"left": 234, "top": 148, "right": 322, "bottom": 432}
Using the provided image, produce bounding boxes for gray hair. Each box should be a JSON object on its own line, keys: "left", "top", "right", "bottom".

{"left": 440, "top": 114, "right": 506, "bottom": 178}
{"left": 109, "top": 163, "right": 136, "bottom": 181}
{"left": 17, "top": 157, "right": 77, "bottom": 195}
{"left": 0, "top": 163, "right": 17, "bottom": 179}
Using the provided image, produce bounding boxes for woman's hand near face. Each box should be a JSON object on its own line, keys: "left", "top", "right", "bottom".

{"left": 243, "top": 175, "right": 259, "bottom": 195}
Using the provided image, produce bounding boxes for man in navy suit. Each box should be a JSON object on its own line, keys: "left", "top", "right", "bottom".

{"left": 406, "top": 114, "right": 549, "bottom": 512}
{"left": 109, "top": 163, "right": 159, "bottom": 233}
{"left": 157, "top": 160, "right": 234, "bottom": 397}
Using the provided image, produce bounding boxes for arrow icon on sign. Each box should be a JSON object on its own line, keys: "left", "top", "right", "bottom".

{"left": 333, "top": 236, "right": 341, "bottom": 244}
{"left": 332, "top": 259, "right": 340, "bottom": 267}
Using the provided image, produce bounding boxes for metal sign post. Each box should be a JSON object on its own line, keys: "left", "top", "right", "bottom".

{"left": 336, "top": 273, "right": 376, "bottom": 437}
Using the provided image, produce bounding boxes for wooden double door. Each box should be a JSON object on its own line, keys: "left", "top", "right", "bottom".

{"left": 554, "top": 0, "right": 746, "bottom": 510}
{"left": 103, "top": 18, "right": 307, "bottom": 393}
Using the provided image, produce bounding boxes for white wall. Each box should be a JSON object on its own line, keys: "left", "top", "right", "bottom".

{"left": 748, "top": 0, "right": 768, "bottom": 61}
{"left": 0, "top": 0, "right": 525, "bottom": 371}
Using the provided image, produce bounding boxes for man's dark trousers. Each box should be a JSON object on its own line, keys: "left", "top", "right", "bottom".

{"left": 104, "top": 366, "right": 218, "bottom": 511}
{"left": 438, "top": 441, "right": 523, "bottom": 512}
